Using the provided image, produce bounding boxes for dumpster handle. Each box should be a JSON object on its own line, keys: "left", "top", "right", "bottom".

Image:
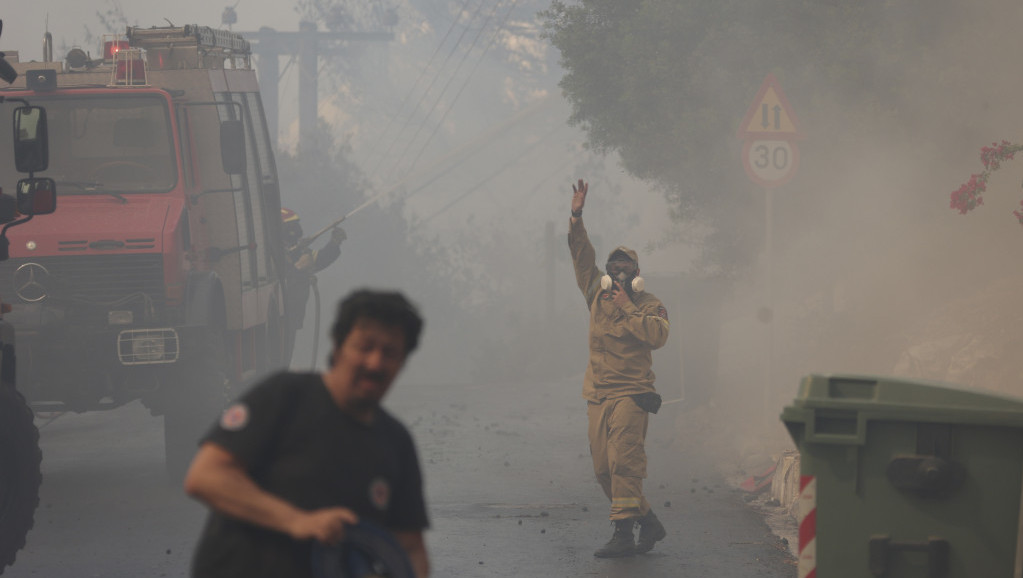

{"left": 868, "top": 535, "right": 948, "bottom": 578}
{"left": 806, "top": 410, "right": 868, "bottom": 445}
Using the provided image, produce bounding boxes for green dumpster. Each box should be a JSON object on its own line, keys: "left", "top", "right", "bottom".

{"left": 782, "top": 373, "right": 1023, "bottom": 578}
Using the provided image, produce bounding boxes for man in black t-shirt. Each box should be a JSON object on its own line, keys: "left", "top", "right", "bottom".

{"left": 185, "top": 289, "right": 430, "bottom": 578}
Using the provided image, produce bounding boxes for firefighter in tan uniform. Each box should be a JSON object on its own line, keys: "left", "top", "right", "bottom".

{"left": 567, "top": 179, "right": 670, "bottom": 558}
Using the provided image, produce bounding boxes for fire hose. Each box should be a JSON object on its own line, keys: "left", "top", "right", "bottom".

{"left": 310, "top": 274, "right": 321, "bottom": 370}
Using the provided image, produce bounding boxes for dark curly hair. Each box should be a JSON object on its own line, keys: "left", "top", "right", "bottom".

{"left": 330, "top": 289, "right": 423, "bottom": 356}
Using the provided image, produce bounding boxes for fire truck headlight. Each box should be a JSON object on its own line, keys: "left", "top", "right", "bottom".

{"left": 108, "top": 310, "right": 134, "bottom": 325}
{"left": 132, "top": 336, "right": 165, "bottom": 362}
{"left": 117, "top": 328, "right": 179, "bottom": 365}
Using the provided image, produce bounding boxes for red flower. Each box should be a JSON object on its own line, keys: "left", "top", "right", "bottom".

{"left": 951, "top": 141, "right": 1023, "bottom": 223}
{"left": 980, "top": 140, "right": 1023, "bottom": 171}
{"left": 950, "top": 173, "right": 987, "bottom": 214}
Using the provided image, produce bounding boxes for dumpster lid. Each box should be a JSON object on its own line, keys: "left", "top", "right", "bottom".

{"left": 787, "top": 373, "right": 1023, "bottom": 425}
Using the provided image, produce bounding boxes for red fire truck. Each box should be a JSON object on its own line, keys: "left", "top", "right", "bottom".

{"left": 0, "top": 25, "right": 291, "bottom": 480}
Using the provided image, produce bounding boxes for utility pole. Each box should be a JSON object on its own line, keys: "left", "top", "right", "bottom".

{"left": 545, "top": 220, "right": 556, "bottom": 325}
{"left": 737, "top": 74, "right": 804, "bottom": 426}
{"left": 240, "top": 23, "right": 393, "bottom": 151}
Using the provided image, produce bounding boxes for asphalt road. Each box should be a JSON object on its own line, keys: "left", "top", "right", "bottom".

{"left": 6, "top": 374, "right": 795, "bottom": 577}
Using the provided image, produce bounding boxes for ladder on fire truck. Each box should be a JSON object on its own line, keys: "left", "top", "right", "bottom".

{"left": 125, "top": 25, "right": 252, "bottom": 70}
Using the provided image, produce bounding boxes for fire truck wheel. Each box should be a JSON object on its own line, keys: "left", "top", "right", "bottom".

{"left": 163, "top": 329, "right": 232, "bottom": 484}
{"left": 0, "top": 386, "right": 41, "bottom": 572}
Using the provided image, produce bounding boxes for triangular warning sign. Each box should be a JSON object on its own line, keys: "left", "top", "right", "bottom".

{"left": 738, "top": 74, "right": 804, "bottom": 139}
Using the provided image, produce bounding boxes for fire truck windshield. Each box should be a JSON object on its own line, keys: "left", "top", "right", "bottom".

{"left": 0, "top": 93, "right": 177, "bottom": 197}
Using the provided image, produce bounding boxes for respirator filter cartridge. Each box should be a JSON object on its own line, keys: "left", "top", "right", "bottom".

{"left": 600, "top": 274, "right": 644, "bottom": 293}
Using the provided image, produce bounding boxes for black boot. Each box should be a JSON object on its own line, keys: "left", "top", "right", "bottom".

{"left": 636, "top": 509, "right": 667, "bottom": 553}
{"left": 594, "top": 519, "right": 636, "bottom": 558}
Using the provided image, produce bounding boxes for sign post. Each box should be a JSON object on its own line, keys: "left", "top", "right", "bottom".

{"left": 738, "top": 74, "right": 805, "bottom": 425}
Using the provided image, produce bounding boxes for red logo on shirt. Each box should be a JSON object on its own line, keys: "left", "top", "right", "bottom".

{"left": 369, "top": 477, "right": 391, "bottom": 511}
{"left": 657, "top": 306, "right": 669, "bottom": 321}
{"left": 220, "top": 403, "right": 249, "bottom": 431}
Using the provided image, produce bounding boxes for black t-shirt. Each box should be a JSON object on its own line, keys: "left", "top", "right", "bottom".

{"left": 191, "top": 371, "right": 429, "bottom": 578}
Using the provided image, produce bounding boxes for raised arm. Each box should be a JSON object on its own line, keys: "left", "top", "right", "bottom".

{"left": 570, "top": 178, "right": 586, "bottom": 224}
{"left": 567, "top": 179, "right": 602, "bottom": 306}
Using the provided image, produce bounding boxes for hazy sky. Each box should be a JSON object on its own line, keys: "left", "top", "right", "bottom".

{"left": 6, "top": 1, "right": 298, "bottom": 62}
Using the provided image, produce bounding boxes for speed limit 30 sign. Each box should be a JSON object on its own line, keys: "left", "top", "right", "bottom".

{"left": 738, "top": 74, "right": 804, "bottom": 188}
{"left": 742, "top": 139, "right": 800, "bottom": 188}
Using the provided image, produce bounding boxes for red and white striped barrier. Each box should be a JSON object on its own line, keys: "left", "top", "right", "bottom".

{"left": 798, "top": 475, "right": 817, "bottom": 578}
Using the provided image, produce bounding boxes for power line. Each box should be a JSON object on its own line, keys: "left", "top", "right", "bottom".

{"left": 383, "top": 0, "right": 508, "bottom": 180}
{"left": 362, "top": 0, "right": 474, "bottom": 164}
{"left": 414, "top": 121, "right": 562, "bottom": 228}
{"left": 401, "top": 0, "right": 520, "bottom": 179}
{"left": 386, "top": 96, "right": 552, "bottom": 203}
{"left": 278, "top": 54, "right": 296, "bottom": 123}
{"left": 279, "top": 53, "right": 296, "bottom": 83}
{"left": 517, "top": 153, "right": 583, "bottom": 213}
{"left": 369, "top": 0, "right": 489, "bottom": 177}
{"left": 302, "top": 96, "right": 552, "bottom": 245}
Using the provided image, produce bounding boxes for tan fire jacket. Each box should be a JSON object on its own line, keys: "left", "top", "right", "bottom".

{"left": 568, "top": 217, "right": 670, "bottom": 403}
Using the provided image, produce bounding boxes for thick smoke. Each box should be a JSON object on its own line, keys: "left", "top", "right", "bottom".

{"left": 706, "top": 0, "right": 1023, "bottom": 455}
{"left": 11, "top": 0, "right": 1023, "bottom": 448}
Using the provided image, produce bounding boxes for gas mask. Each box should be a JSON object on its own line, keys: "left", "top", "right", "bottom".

{"left": 283, "top": 222, "right": 304, "bottom": 247}
{"left": 601, "top": 267, "right": 645, "bottom": 295}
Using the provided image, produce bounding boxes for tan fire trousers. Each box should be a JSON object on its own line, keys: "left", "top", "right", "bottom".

{"left": 587, "top": 396, "right": 651, "bottom": 521}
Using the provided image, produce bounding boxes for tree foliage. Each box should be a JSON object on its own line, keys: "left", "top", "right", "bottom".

{"left": 540, "top": 0, "right": 967, "bottom": 280}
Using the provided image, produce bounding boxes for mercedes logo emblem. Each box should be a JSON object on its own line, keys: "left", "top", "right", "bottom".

{"left": 14, "top": 262, "right": 50, "bottom": 302}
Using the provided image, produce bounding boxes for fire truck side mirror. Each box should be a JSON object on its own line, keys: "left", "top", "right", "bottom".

{"left": 220, "top": 119, "right": 246, "bottom": 175}
{"left": 16, "top": 177, "right": 57, "bottom": 216}
{"left": 0, "top": 194, "right": 16, "bottom": 224}
{"left": 0, "top": 55, "right": 16, "bottom": 85}
{"left": 13, "top": 106, "right": 49, "bottom": 174}
{"left": 0, "top": 19, "right": 16, "bottom": 85}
